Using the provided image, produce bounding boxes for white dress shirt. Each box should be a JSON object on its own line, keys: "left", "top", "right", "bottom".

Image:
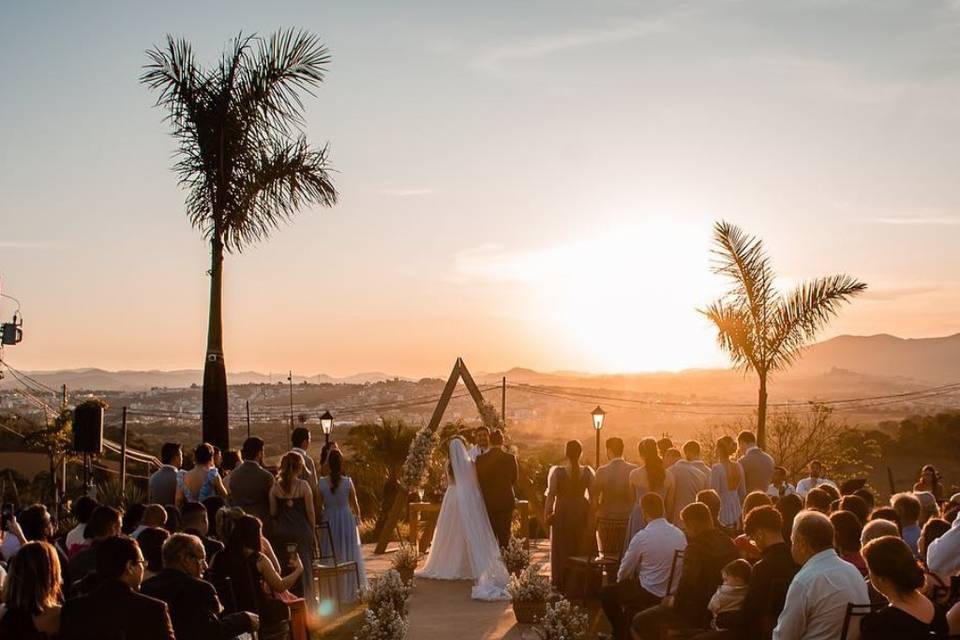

{"left": 616, "top": 517, "right": 687, "bottom": 596}
{"left": 927, "top": 509, "right": 960, "bottom": 576}
{"left": 65, "top": 522, "right": 86, "bottom": 551}
{"left": 795, "top": 477, "right": 837, "bottom": 498}
{"left": 773, "top": 549, "right": 869, "bottom": 640}
{"left": 767, "top": 482, "right": 798, "bottom": 499}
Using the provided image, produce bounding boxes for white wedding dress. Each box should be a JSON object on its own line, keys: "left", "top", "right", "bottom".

{"left": 415, "top": 438, "right": 511, "bottom": 601}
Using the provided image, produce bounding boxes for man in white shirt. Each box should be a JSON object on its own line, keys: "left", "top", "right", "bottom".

{"left": 927, "top": 508, "right": 960, "bottom": 577}
{"left": 65, "top": 496, "right": 99, "bottom": 554}
{"left": 664, "top": 441, "right": 709, "bottom": 524}
{"left": 767, "top": 466, "right": 798, "bottom": 500}
{"left": 794, "top": 461, "right": 838, "bottom": 498}
{"left": 773, "top": 510, "right": 869, "bottom": 640}
{"left": 599, "top": 493, "right": 686, "bottom": 640}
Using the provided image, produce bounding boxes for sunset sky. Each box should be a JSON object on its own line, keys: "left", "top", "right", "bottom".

{"left": 2, "top": 1, "right": 959, "bottom": 378}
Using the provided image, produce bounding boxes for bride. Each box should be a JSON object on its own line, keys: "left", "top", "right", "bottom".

{"left": 416, "top": 436, "right": 510, "bottom": 601}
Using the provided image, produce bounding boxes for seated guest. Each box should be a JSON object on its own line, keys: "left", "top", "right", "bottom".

{"left": 209, "top": 515, "right": 303, "bottom": 627}
{"left": 163, "top": 505, "right": 181, "bottom": 533}
{"left": 68, "top": 506, "right": 122, "bottom": 583}
{"left": 122, "top": 503, "right": 146, "bottom": 535}
{"left": 177, "top": 443, "right": 228, "bottom": 508}
{"left": 818, "top": 483, "right": 841, "bottom": 505}
{"left": 61, "top": 536, "right": 174, "bottom": 640}
{"left": 132, "top": 504, "right": 168, "bottom": 539}
{"left": 600, "top": 493, "right": 686, "bottom": 640}
{"left": 767, "top": 466, "right": 797, "bottom": 500}
{"left": 831, "top": 510, "right": 867, "bottom": 576}
{"left": 149, "top": 442, "right": 183, "bottom": 505}
{"left": 201, "top": 496, "right": 225, "bottom": 539}
{"left": 840, "top": 495, "right": 871, "bottom": 528}
{"left": 3, "top": 504, "right": 55, "bottom": 560}
{"left": 804, "top": 487, "right": 832, "bottom": 514}
{"left": 776, "top": 493, "right": 803, "bottom": 541}
{"left": 696, "top": 489, "right": 722, "bottom": 528}
{"left": 65, "top": 496, "right": 98, "bottom": 557}
{"left": 870, "top": 507, "right": 902, "bottom": 530}
{"left": 738, "top": 492, "right": 773, "bottom": 559}
{"left": 227, "top": 437, "right": 275, "bottom": 525}
{"left": 860, "top": 535, "right": 947, "bottom": 639}
{"left": 141, "top": 533, "right": 258, "bottom": 640}
{"left": 862, "top": 518, "right": 900, "bottom": 547}
{"left": 855, "top": 488, "right": 876, "bottom": 511}
{"left": 926, "top": 509, "right": 960, "bottom": 580}
{"left": 891, "top": 493, "right": 922, "bottom": 556}
{"left": 772, "top": 510, "right": 869, "bottom": 640}
{"left": 795, "top": 461, "right": 837, "bottom": 498}
{"left": 0, "top": 541, "right": 63, "bottom": 640}
{"left": 138, "top": 527, "right": 170, "bottom": 582}
{"left": 706, "top": 559, "right": 751, "bottom": 631}
{"left": 182, "top": 502, "right": 224, "bottom": 562}
{"left": 631, "top": 503, "right": 737, "bottom": 639}
{"left": 920, "top": 518, "right": 950, "bottom": 577}
{"left": 920, "top": 518, "right": 953, "bottom": 605}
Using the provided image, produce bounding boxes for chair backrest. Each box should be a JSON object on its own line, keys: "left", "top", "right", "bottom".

{"left": 839, "top": 602, "right": 887, "bottom": 640}
{"left": 665, "top": 549, "right": 685, "bottom": 596}
{"left": 315, "top": 520, "right": 340, "bottom": 566}
{"left": 210, "top": 575, "right": 238, "bottom": 613}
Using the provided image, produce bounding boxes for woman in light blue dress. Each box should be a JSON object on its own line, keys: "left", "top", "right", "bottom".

{"left": 176, "top": 442, "right": 228, "bottom": 508}
{"left": 624, "top": 438, "right": 666, "bottom": 546}
{"left": 317, "top": 450, "right": 367, "bottom": 602}
{"left": 710, "top": 435, "right": 746, "bottom": 531}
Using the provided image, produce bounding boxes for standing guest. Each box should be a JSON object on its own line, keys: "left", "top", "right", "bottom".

{"left": 914, "top": 465, "right": 944, "bottom": 502}
{"left": 0, "top": 541, "right": 63, "bottom": 640}
{"left": 831, "top": 510, "right": 867, "bottom": 576}
{"left": 601, "top": 493, "right": 686, "bottom": 640}
{"left": 138, "top": 527, "right": 171, "bottom": 582}
{"left": 220, "top": 450, "right": 240, "bottom": 488}
{"left": 776, "top": 494, "right": 804, "bottom": 541}
{"left": 860, "top": 536, "right": 948, "bottom": 639}
{"left": 766, "top": 467, "right": 797, "bottom": 500}
{"left": 132, "top": 504, "right": 168, "bottom": 538}
{"left": 141, "top": 533, "right": 258, "bottom": 640}
{"left": 804, "top": 488, "right": 832, "bottom": 514}
{"left": 626, "top": 439, "right": 667, "bottom": 543}
{"left": 697, "top": 489, "right": 723, "bottom": 528}
{"left": 772, "top": 511, "right": 869, "bottom": 640}
{"left": 61, "top": 536, "right": 175, "bottom": 640}
{"left": 318, "top": 450, "right": 368, "bottom": 600}
{"left": 631, "top": 502, "right": 737, "bottom": 639}
{"left": 177, "top": 443, "right": 228, "bottom": 507}
{"left": 657, "top": 437, "right": 674, "bottom": 458}
{"left": 544, "top": 440, "right": 595, "bottom": 592}
{"left": 65, "top": 497, "right": 98, "bottom": 557}
{"left": 892, "top": 493, "right": 923, "bottom": 556}
{"left": 290, "top": 427, "right": 320, "bottom": 510}
{"left": 228, "top": 437, "right": 275, "bottom": 526}
{"left": 269, "top": 452, "right": 316, "bottom": 602}
{"left": 663, "top": 448, "right": 682, "bottom": 469}
{"left": 68, "top": 506, "right": 122, "bottom": 583}
{"left": 710, "top": 436, "right": 746, "bottom": 531}
{"left": 182, "top": 502, "right": 224, "bottom": 562}
{"left": 737, "top": 431, "right": 775, "bottom": 493}
{"left": 592, "top": 437, "right": 638, "bottom": 523}
{"left": 840, "top": 495, "right": 871, "bottom": 528}
{"left": 665, "top": 441, "right": 710, "bottom": 525}
{"left": 319, "top": 440, "right": 340, "bottom": 476}
{"left": 476, "top": 430, "right": 519, "bottom": 549}
{"left": 795, "top": 461, "right": 837, "bottom": 498}
{"left": 149, "top": 443, "right": 183, "bottom": 505}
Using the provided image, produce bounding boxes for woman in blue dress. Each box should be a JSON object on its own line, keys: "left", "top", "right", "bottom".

{"left": 269, "top": 452, "right": 317, "bottom": 604}
{"left": 176, "top": 442, "right": 228, "bottom": 508}
{"left": 710, "top": 435, "right": 746, "bottom": 531}
{"left": 318, "top": 450, "right": 367, "bottom": 602}
{"left": 624, "top": 438, "right": 666, "bottom": 545}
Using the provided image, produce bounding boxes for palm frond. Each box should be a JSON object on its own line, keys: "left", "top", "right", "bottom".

{"left": 700, "top": 299, "right": 760, "bottom": 372}
{"left": 766, "top": 274, "right": 867, "bottom": 371}
{"left": 709, "top": 221, "right": 777, "bottom": 344}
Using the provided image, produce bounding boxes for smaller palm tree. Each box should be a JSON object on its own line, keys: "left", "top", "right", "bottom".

{"left": 701, "top": 221, "right": 867, "bottom": 448}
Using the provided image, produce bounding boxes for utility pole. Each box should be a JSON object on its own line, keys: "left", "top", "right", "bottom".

{"left": 501, "top": 376, "right": 506, "bottom": 427}
{"left": 245, "top": 400, "right": 251, "bottom": 439}
{"left": 287, "top": 370, "right": 294, "bottom": 442}
{"left": 61, "top": 384, "right": 67, "bottom": 409}
{"left": 120, "top": 407, "right": 128, "bottom": 498}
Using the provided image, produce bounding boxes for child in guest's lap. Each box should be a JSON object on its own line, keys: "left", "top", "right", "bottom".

{"left": 708, "top": 558, "right": 752, "bottom": 630}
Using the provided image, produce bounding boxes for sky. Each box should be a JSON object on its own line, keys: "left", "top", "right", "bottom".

{"left": 1, "top": 0, "right": 959, "bottom": 378}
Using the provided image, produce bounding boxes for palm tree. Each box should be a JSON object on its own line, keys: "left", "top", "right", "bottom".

{"left": 142, "top": 30, "right": 338, "bottom": 448}
{"left": 701, "top": 221, "right": 867, "bottom": 448}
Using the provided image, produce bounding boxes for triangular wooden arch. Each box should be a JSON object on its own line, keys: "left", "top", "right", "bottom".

{"left": 374, "top": 357, "right": 491, "bottom": 554}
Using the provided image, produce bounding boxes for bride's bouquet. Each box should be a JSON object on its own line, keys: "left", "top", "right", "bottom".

{"left": 401, "top": 425, "right": 438, "bottom": 493}
{"left": 535, "top": 598, "right": 589, "bottom": 640}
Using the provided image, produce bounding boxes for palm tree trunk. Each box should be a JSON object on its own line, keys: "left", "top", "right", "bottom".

{"left": 202, "top": 235, "right": 229, "bottom": 449}
{"left": 757, "top": 373, "right": 768, "bottom": 449}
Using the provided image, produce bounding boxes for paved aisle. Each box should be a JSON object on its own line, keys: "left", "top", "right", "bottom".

{"left": 406, "top": 579, "right": 533, "bottom": 640}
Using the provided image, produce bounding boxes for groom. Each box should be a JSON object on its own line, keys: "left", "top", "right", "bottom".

{"left": 476, "top": 429, "right": 519, "bottom": 549}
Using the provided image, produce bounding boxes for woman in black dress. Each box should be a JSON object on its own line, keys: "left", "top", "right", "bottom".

{"left": 861, "top": 535, "right": 948, "bottom": 639}
{"left": 544, "top": 439, "right": 596, "bottom": 591}
{"left": 269, "top": 452, "right": 316, "bottom": 604}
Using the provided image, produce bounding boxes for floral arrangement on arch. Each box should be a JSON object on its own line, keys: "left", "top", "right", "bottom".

{"left": 401, "top": 424, "right": 438, "bottom": 492}
{"left": 501, "top": 537, "right": 531, "bottom": 576}
{"left": 507, "top": 564, "right": 552, "bottom": 602}
{"left": 353, "top": 602, "right": 408, "bottom": 640}
{"left": 365, "top": 569, "right": 412, "bottom": 618}
{"left": 534, "top": 597, "right": 589, "bottom": 640}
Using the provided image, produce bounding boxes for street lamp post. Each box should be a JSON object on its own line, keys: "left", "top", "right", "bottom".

{"left": 320, "top": 410, "right": 334, "bottom": 446}
{"left": 591, "top": 406, "right": 605, "bottom": 469}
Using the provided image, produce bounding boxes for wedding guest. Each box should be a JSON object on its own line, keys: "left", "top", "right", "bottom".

{"left": 177, "top": 443, "right": 228, "bottom": 507}
{"left": 926, "top": 509, "right": 960, "bottom": 578}
{"left": 840, "top": 494, "right": 871, "bottom": 527}
{"left": 772, "top": 511, "right": 869, "bottom": 640}
{"left": 795, "top": 461, "right": 837, "bottom": 498}
{"left": 319, "top": 441, "right": 340, "bottom": 476}
{"left": 914, "top": 491, "right": 939, "bottom": 527}
{"left": 914, "top": 465, "right": 944, "bottom": 502}
{"left": 892, "top": 493, "right": 923, "bottom": 556}
{"left": 220, "top": 450, "right": 240, "bottom": 488}
{"left": 736, "top": 492, "right": 772, "bottom": 560}
{"left": 290, "top": 427, "right": 320, "bottom": 509}
{"left": 697, "top": 489, "right": 723, "bottom": 529}
{"left": 149, "top": 442, "right": 183, "bottom": 506}
{"left": 318, "top": 450, "right": 368, "bottom": 600}
{"left": 767, "top": 466, "right": 797, "bottom": 500}
{"left": 68, "top": 506, "right": 122, "bottom": 583}
{"left": 0, "top": 541, "right": 63, "bottom": 640}
{"left": 182, "top": 501, "right": 224, "bottom": 562}
{"left": 61, "top": 536, "right": 175, "bottom": 640}
{"left": 663, "top": 448, "right": 682, "bottom": 469}
{"left": 742, "top": 491, "right": 772, "bottom": 520}
{"left": 209, "top": 515, "right": 301, "bottom": 627}
{"left": 804, "top": 487, "right": 832, "bottom": 514}
{"left": 657, "top": 437, "right": 674, "bottom": 458}
{"left": 710, "top": 436, "right": 746, "bottom": 530}
{"left": 776, "top": 494, "right": 804, "bottom": 541}
{"left": 228, "top": 437, "right": 275, "bottom": 525}
{"left": 141, "top": 533, "right": 258, "bottom": 640}
{"left": 831, "top": 510, "right": 867, "bottom": 576}
{"left": 855, "top": 488, "right": 877, "bottom": 511}
{"left": 163, "top": 505, "right": 181, "bottom": 533}
{"left": 593, "top": 437, "right": 637, "bottom": 556}
{"left": 706, "top": 559, "right": 751, "bottom": 631}
{"left": 139, "top": 527, "right": 171, "bottom": 582}
{"left": 0, "top": 512, "right": 27, "bottom": 561}
{"left": 860, "top": 536, "right": 948, "bottom": 639}
{"left": 626, "top": 439, "right": 666, "bottom": 543}
{"left": 269, "top": 452, "right": 316, "bottom": 602}
{"left": 545, "top": 440, "right": 596, "bottom": 592}
{"left": 132, "top": 504, "right": 168, "bottom": 538}
{"left": 202, "top": 496, "right": 225, "bottom": 537}
{"left": 818, "top": 483, "right": 841, "bottom": 505}
{"left": 65, "top": 496, "right": 98, "bottom": 557}
{"left": 870, "top": 507, "right": 902, "bottom": 530}
{"left": 919, "top": 518, "right": 951, "bottom": 602}
{"left": 665, "top": 440, "right": 709, "bottom": 524}
{"left": 122, "top": 503, "right": 146, "bottom": 535}
{"left": 601, "top": 493, "right": 685, "bottom": 640}
{"left": 862, "top": 519, "right": 900, "bottom": 547}
{"left": 737, "top": 431, "right": 775, "bottom": 493}
{"left": 8, "top": 505, "right": 56, "bottom": 557}
{"left": 476, "top": 429, "right": 519, "bottom": 548}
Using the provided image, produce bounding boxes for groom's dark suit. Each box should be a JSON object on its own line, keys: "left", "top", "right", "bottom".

{"left": 476, "top": 445, "right": 519, "bottom": 548}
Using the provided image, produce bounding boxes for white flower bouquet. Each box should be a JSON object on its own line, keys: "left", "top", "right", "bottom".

{"left": 354, "top": 603, "right": 408, "bottom": 640}
{"left": 501, "top": 537, "right": 531, "bottom": 576}
{"left": 535, "top": 597, "right": 589, "bottom": 640}
{"left": 401, "top": 425, "right": 438, "bottom": 492}
{"left": 366, "top": 569, "right": 412, "bottom": 618}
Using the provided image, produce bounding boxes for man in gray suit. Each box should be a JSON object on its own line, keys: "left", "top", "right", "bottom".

{"left": 290, "top": 426, "right": 322, "bottom": 513}
{"left": 737, "top": 430, "right": 775, "bottom": 493}
{"left": 227, "top": 437, "right": 275, "bottom": 525}
{"left": 592, "top": 437, "right": 637, "bottom": 521}
{"left": 665, "top": 440, "right": 709, "bottom": 524}
{"left": 148, "top": 443, "right": 182, "bottom": 506}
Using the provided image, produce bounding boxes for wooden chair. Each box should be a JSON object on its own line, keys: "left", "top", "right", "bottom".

{"left": 313, "top": 520, "right": 361, "bottom": 612}
{"left": 839, "top": 602, "right": 887, "bottom": 640}
{"left": 213, "top": 572, "right": 294, "bottom": 640}
{"left": 665, "top": 549, "right": 684, "bottom": 597}
{"left": 597, "top": 517, "right": 629, "bottom": 560}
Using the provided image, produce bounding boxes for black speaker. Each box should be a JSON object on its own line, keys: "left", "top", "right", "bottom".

{"left": 73, "top": 404, "right": 104, "bottom": 454}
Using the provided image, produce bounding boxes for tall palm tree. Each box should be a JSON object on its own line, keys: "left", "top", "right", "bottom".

{"left": 142, "top": 30, "right": 337, "bottom": 448}
{"left": 701, "top": 221, "right": 867, "bottom": 448}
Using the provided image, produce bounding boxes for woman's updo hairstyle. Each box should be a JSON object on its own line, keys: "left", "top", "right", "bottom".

{"left": 861, "top": 535, "right": 924, "bottom": 593}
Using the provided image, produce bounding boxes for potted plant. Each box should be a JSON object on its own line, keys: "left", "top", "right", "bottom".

{"left": 501, "top": 537, "right": 531, "bottom": 577}
{"left": 507, "top": 564, "right": 551, "bottom": 624}
{"left": 534, "top": 597, "right": 588, "bottom": 639}
{"left": 392, "top": 544, "right": 419, "bottom": 585}
{"left": 365, "top": 569, "right": 412, "bottom": 619}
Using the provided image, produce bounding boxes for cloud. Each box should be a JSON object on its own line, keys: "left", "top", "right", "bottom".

{"left": 381, "top": 188, "right": 434, "bottom": 197}
{"left": 868, "top": 216, "right": 960, "bottom": 226}
{"left": 0, "top": 241, "right": 53, "bottom": 249}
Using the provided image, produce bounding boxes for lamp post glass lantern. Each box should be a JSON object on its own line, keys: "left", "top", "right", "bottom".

{"left": 591, "top": 406, "right": 605, "bottom": 469}
{"left": 320, "top": 410, "right": 334, "bottom": 445}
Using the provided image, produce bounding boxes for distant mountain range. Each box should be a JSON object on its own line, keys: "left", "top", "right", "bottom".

{"left": 3, "top": 333, "right": 958, "bottom": 392}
